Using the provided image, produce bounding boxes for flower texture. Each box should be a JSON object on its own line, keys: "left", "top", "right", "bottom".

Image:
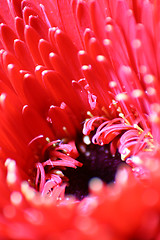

{"left": 0, "top": 0, "right": 160, "bottom": 239}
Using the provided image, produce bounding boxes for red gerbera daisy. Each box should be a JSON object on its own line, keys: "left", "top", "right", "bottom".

{"left": 0, "top": 0, "right": 160, "bottom": 239}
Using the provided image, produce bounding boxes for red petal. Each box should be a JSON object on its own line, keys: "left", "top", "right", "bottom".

{"left": 38, "top": 39, "right": 54, "bottom": 69}
{"left": 0, "top": 23, "right": 17, "bottom": 53}
{"left": 55, "top": 29, "right": 83, "bottom": 80}
{"left": 42, "top": 70, "right": 83, "bottom": 119}
{"left": 24, "top": 25, "right": 43, "bottom": 65}
{"left": 76, "top": 0, "right": 91, "bottom": 32}
{"left": 1, "top": 50, "right": 20, "bottom": 72}
{"left": 14, "top": 39, "right": 35, "bottom": 71}
{"left": 56, "top": 0, "right": 83, "bottom": 48}
{"left": 15, "top": 17, "right": 25, "bottom": 41}
{"left": 90, "top": 1, "right": 106, "bottom": 41}
{"left": 49, "top": 52, "right": 73, "bottom": 83}
{"left": 34, "top": 65, "right": 47, "bottom": 85}
{"left": 42, "top": 69, "right": 70, "bottom": 105}
{"left": 48, "top": 105, "right": 76, "bottom": 138}
{"left": 9, "top": 0, "right": 23, "bottom": 18}
{"left": 29, "top": 15, "right": 49, "bottom": 40}
{"left": 22, "top": 6, "right": 38, "bottom": 25}
{"left": 7, "top": 63, "right": 26, "bottom": 102}
{"left": 22, "top": 105, "right": 55, "bottom": 140}
{"left": 23, "top": 73, "right": 50, "bottom": 114}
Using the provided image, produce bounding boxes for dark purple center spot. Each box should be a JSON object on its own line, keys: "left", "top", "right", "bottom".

{"left": 65, "top": 138, "right": 124, "bottom": 200}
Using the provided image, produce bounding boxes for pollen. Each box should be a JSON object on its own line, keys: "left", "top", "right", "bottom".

{"left": 132, "top": 39, "right": 141, "bottom": 49}
{"left": 89, "top": 177, "right": 103, "bottom": 193}
{"left": 121, "top": 148, "right": 131, "bottom": 161}
{"left": 132, "top": 89, "right": 144, "bottom": 98}
{"left": 103, "top": 39, "right": 112, "bottom": 46}
{"left": 83, "top": 136, "right": 91, "bottom": 145}
{"left": 144, "top": 74, "right": 155, "bottom": 84}
{"left": 96, "top": 55, "right": 106, "bottom": 62}
{"left": 131, "top": 156, "right": 143, "bottom": 165}
{"left": 0, "top": 93, "right": 6, "bottom": 103}
{"left": 146, "top": 87, "right": 156, "bottom": 96}
{"left": 105, "top": 24, "right": 113, "bottom": 32}
{"left": 5, "top": 159, "right": 17, "bottom": 184}
{"left": 116, "top": 93, "right": 128, "bottom": 101}
{"left": 109, "top": 81, "right": 117, "bottom": 88}
{"left": 21, "top": 181, "right": 36, "bottom": 201}
{"left": 10, "top": 191, "right": 22, "bottom": 206}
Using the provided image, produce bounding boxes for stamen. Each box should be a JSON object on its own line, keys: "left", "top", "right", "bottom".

{"left": 33, "top": 140, "right": 82, "bottom": 199}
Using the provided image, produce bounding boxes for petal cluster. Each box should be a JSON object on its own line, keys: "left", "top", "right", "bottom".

{"left": 0, "top": 0, "right": 160, "bottom": 239}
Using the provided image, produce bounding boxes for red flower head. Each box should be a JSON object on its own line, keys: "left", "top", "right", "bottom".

{"left": 0, "top": 0, "right": 160, "bottom": 239}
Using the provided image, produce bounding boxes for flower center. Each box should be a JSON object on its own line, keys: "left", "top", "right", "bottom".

{"left": 29, "top": 133, "right": 124, "bottom": 201}
{"left": 64, "top": 136, "right": 124, "bottom": 200}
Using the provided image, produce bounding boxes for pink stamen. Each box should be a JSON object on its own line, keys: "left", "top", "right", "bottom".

{"left": 35, "top": 162, "right": 45, "bottom": 192}
{"left": 83, "top": 115, "right": 152, "bottom": 168}
{"left": 41, "top": 179, "right": 58, "bottom": 197}
{"left": 35, "top": 140, "right": 82, "bottom": 197}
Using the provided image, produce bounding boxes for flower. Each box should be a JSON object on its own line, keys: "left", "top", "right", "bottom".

{"left": 1, "top": 0, "right": 160, "bottom": 239}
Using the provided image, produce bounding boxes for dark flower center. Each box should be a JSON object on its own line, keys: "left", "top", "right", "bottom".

{"left": 65, "top": 136, "right": 124, "bottom": 200}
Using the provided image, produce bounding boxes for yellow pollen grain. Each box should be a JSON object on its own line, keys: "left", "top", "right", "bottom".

{"left": 82, "top": 65, "right": 91, "bottom": 71}
{"left": 10, "top": 191, "right": 22, "bottom": 206}
{"left": 116, "top": 93, "right": 128, "bottom": 101}
{"left": 46, "top": 137, "right": 50, "bottom": 142}
{"left": 53, "top": 170, "right": 64, "bottom": 177}
{"left": 7, "top": 172, "right": 17, "bottom": 184}
{"left": 21, "top": 181, "right": 35, "bottom": 201}
{"left": 24, "top": 73, "right": 30, "bottom": 78}
{"left": 83, "top": 136, "right": 91, "bottom": 145}
{"left": 117, "top": 106, "right": 122, "bottom": 113}
{"left": 56, "top": 29, "right": 61, "bottom": 35}
{"left": 144, "top": 74, "right": 155, "bottom": 84}
{"left": 5, "top": 159, "right": 16, "bottom": 171}
{"left": 87, "top": 111, "right": 94, "bottom": 118}
{"left": 79, "top": 50, "right": 85, "bottom": 55}
{"left": 132, "top": 89, "right": 143, "bottom": 98}
{"left": 89, "top": 177, "right": 103, "bottom": 193}
{"left": 132, "top": 156, "right": 143, "bottom": 165}
{"left": 132, "top": 39, "right": 141, "bottom": 49}
{"left": 35, "top": 65, "right": 42, "bottom": 71}
{"left": 0, "top": 93, "right": 6, "bottom": 103}
{"left": 63, "top": 126, "right": 67, "bottom": 132}
{"left": 96, "top": 55, "right": 106, "bottom": 62}
{"left": 103, "top": 38, "right": 112, "bottom": 46}
{"left": 146, "top": 87, "right": 156, "bottom": 96}
{"left": 133, "top": 124, "right": 143, "bottom": 133}
{"left": 105, "top": 24, "right": 113, "bottom": 32}
{"left": 109, "top": 81, "right": 117, "bottom": 88}
{"left": 121, "top": 148, "right": 130, "bottom": 161}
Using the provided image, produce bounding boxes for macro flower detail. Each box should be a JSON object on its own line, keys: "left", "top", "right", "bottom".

{"left": 1, "top": 0, "right": 160, "bottom": 239}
